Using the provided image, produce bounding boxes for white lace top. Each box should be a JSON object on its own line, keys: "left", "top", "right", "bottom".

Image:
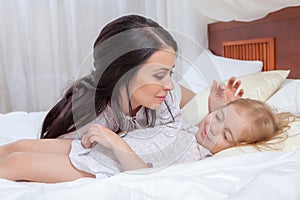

{"left": 59, "top": 85, "right": 182, "bottom": 139}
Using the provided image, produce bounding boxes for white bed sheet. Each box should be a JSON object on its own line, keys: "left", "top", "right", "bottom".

{"left": 1, "top": 80, "right": 300, "bottom": 200}
{"left": 1, "top": 150, "right": 300, "bottom": 200}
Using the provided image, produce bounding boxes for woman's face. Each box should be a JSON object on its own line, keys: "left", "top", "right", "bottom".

{"left": 129, "top": 48, "right": 176, "bottom": 112}
{"left": 196, "top": 104, "right": 250, "bottom": 154}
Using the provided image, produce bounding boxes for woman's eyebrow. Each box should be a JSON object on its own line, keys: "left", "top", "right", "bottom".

{"left": 153, "top": 65, "right": 175, "bottom": 72}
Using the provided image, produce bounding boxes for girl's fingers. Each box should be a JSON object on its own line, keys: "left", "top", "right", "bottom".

{"left": 218, "top": 82, "right": 226, "bottom": 91}
{"left": 81, "top": 136, "right": 92, "bottom": 148}
{"left": 228, "top": 76, "right": 236, "bottom": 86}
{"left": 210, "top": 80, "right": 218, "bottom": 92}
{"left": 237, "top": 89, "right": 244, "bottom": 97}
{"left": 233, "top": 80, "right": 241, "bottom": 89}
{"left": 89, "top": 135, "right": 99, "bottom": 144}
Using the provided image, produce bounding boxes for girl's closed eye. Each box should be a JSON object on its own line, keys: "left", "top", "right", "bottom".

{"left": 224, "top": 131, "right": 230, "bottom": 142}
{"left": 224, "top": 130, "right": 235, "bottom": 145}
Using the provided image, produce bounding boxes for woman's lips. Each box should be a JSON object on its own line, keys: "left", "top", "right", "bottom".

{"left": 156, "top": 95, "right": 166, "bottom": 101}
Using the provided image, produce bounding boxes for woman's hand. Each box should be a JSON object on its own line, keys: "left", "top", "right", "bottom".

{"left": 81, "top": 124, "right": 120, "bottom": 149}
{"left": 208, "top": 76, "right": 244, "bottom": 112}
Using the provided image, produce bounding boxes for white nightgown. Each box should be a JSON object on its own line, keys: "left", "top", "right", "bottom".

{"left": 69, "top": 122, "right": 212, "bottom": 179}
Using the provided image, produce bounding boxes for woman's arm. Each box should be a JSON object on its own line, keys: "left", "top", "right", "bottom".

{"left": 81, "top": 124, "right": 148, "bottom": 171}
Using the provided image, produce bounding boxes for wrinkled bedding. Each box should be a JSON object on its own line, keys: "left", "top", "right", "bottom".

{"left": 0, "top": 80, "right": 300, "bottom": 200}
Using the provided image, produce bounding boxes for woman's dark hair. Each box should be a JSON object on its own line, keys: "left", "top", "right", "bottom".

{"left": 40, "top": 15, "right": 178, "bottom": 138}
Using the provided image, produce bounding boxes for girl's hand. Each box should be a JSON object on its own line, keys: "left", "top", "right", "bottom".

{"left": 208, "top": 76, "right": 244, "bottom": 112}
{"left": 81, "top": 124, "right": 148, "bottom": 171}
{"left": 81, "top": 124, "right": 120, "bottom": 149}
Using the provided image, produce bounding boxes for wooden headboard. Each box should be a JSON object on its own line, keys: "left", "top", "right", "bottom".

{"left": 222, "top": 37, "right": 275, "bottom": 71}
{"left": 208, "top": 6, "right": 300, "bottom": 78}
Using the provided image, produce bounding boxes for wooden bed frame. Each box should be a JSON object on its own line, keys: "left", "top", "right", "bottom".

{"left": 208, "top": 6, "right": 300, "bottom": 78}
{"left": 222, "top": 37, "right": 275, "bottom": 71}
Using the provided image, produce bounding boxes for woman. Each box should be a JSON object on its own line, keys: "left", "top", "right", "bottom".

{"left": 41, "top": 14, "right": 180, "bottom": 139}
{"left": 0, "top": 15, "right": 244, "bottom": 183}
{"left": 40, "top": 14, "right": 243, "bottom": 140}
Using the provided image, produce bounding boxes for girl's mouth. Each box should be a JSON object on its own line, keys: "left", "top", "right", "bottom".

{"left": 202, "top": 129, "right": 207, "bottom": 137}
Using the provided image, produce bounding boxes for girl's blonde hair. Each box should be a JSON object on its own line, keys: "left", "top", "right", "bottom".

{"left": 228, "top": 98, "right": 296, "bottom": 150}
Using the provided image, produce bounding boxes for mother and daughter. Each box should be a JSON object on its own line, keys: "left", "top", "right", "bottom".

{"left": 0, "top": 15, "right": 293, "bottom": 183}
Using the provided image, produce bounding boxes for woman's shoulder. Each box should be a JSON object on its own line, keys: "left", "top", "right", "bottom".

{"left": 95, "top": 105, "right": 119, "bottom": 131}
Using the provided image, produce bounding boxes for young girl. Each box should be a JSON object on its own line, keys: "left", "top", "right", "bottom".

{"left": 0, "top": 99, "right": 293, "bottom": 183}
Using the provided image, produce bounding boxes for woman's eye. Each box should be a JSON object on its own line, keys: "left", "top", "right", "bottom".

{"left": 153, "top": 74, "right": 165, "bottom": 80}
{"left": 153, "top": 69, "right": 173, "bottom": 80}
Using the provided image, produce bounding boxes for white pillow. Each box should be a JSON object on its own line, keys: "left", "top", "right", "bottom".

{"left": 208, "top": 51, "right": 263, "bottom": 80}
{"left": 266, "top": 80, "right": 300, "bottom": 115}
{"left": 182, "top": 70, "right": 290, "bottom": 125}
{"left": 178, "top": 50, "right": 263, "bottom": 93}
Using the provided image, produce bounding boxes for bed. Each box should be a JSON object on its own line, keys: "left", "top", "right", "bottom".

{"left": 1, "top": 54, "right": 300, "bottom": 200}
{"left": 0, "top": 77, "right": 300, "bottom": 200}
{"left": 1, "top": 8, "right": 300, "bottom": 200}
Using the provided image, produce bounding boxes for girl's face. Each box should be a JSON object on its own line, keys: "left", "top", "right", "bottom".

{"left": 129, "top": 48, "right": 176, "bottom": 112}
{"left": 196, "top": 104, "right": 250, "bottom": 154}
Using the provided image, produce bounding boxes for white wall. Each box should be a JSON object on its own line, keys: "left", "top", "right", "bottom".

{"left": 0, "top": 0, "right": 208, "bottom": 113}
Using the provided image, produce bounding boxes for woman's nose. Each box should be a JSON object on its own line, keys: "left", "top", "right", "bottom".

{"left": 162, "top": 77, "right": 174, "bottom": 90}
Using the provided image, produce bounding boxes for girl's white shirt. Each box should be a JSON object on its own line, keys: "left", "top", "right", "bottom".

{"left": 69, "top": 122, "right": 211, "bottom": 178}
